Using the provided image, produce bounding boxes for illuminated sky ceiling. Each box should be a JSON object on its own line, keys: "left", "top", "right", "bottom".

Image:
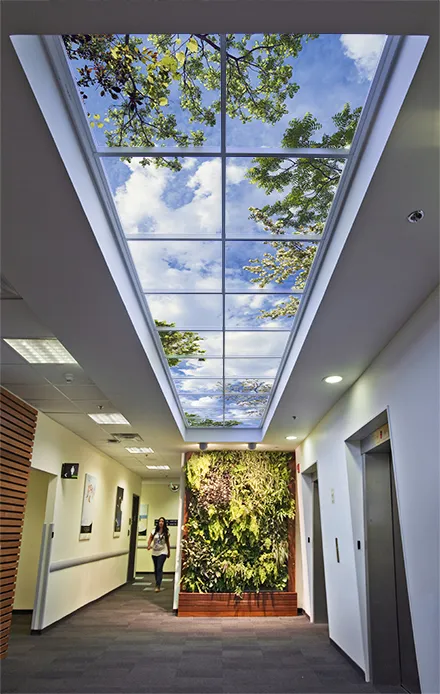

{"left": 59, "top": 33, "right": 387, "bottom": 428}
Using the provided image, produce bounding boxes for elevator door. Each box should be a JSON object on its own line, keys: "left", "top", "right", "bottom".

{"left": 364, "top": 448, "right": 420, "bottom": 692}
{"left": 312, "top": 480, "right": 328, "bottom": 623}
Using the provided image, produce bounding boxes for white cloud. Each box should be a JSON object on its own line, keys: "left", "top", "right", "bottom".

{"left": 129, "top": 240, "right": 221, "bottom": 291}
{"left": 113, "top": 158, "right": 221, "bottom": 236}
{"left": 340, "top": 35, "right": 386, "bottom": 81}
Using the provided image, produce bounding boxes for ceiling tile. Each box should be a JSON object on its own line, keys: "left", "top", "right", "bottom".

{"left": 0, "top": 342, "right": 28, "bottom": 365}
{"left": 27, "top": 399, "right": 82, "bottom": 414}
{"left": 0, "top": 363, "right": 47, "bottom": 385}
{"left": 7, "top": 384, "right": 70, "bottom": 401}
{"left": 56, "top": 384, "right": 107, "bottom": 400}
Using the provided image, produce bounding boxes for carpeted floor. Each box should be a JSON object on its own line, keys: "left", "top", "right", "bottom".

{"left": 2, "top": 576, "right": 404, "bottom": 694}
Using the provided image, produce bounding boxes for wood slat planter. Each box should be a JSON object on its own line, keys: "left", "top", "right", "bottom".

{"left": 178, "top": 591, "right": 297, "bottom": 617}
{"left": 0, "top": 387, "right": 37, "bottom": 659}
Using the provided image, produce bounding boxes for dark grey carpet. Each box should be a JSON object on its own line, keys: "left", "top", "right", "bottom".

{"left": 2, "top": 576, "right": 404, "bottom": 694}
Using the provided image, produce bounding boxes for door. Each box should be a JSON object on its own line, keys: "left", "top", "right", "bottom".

{"left": 127, "top": 494, "right": 140, "bottom": 582}
{"left": 312, "top": 480, "right": 328, "bottom": 623}
{"left": 364, "top": 446, "right": 420, "bottom": 692}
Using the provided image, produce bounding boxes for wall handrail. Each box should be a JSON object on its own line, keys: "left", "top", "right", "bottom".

{"left": 49, "top": 549, "right": 129, "bottom": 572}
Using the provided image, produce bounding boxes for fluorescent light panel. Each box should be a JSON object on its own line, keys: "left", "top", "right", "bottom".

{"left": 146, "top": 465, "right": 170, "bottom": 470}
{"left": 126, "top": 447, "right": 154, "bottom": 454}
{"left": 4, "top": 338, "right": 77, "bottom": 364}
{"left": 88, "top": 413, "right": 130, "bottom": 425}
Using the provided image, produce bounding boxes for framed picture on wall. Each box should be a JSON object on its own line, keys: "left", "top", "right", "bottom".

{"left": 61, "top": 463, "right": 79, "bottom": 479}
{"left": 113, "top": 486, "right": 124, "bottom": 537}
{"left": 79, "top": 473, "right": 97, "bottom": 540}
{"left": 138, "top": 503, "right": 149, "bottom": 539}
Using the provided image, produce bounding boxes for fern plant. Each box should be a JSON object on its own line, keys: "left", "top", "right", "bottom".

{"left": 181, "top": 451, "right": 295, "bottom": 595}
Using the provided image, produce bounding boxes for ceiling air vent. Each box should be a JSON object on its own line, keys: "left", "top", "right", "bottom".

{"left": 111, "top": 433, "right": 143, "bottom": 443}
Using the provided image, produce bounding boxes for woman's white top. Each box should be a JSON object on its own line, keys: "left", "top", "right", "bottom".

{"left": 152, "top": 532, "right": 168, "bottom": 556}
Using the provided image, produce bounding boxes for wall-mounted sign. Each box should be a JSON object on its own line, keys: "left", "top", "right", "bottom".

{"left": 61, "top": 463, "right": 79, "bottom": 479}
{"left": 154, "top": 519, "right": 178, "bottom": 526}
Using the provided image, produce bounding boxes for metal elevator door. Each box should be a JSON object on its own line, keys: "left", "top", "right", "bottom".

{"left": 364, "top": 449, "right": 420, "bottom": 692}
{"left": 312, "top": 480, "right": 328, "bottom": 623}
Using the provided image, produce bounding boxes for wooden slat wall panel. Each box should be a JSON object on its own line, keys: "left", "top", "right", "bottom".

{"left": 0, "top": 387, "right": 37, "bottom": 659}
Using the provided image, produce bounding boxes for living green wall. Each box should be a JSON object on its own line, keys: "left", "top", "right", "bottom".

{"left": 181, "top": 450, "right": 295, "bottom": 594}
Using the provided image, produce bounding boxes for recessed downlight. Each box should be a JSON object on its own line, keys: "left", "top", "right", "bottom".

{"left": 323, "top": 375, "right": 343, "bottom": 384}
{"left": 407, "top": 209, "right": 424, "bottom": 224}
{"left": 285, "top": 435, "right": 297, "bottom": 441}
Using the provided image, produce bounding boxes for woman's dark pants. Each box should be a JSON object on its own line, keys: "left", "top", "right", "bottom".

{"left": 152, "top": 554, "right": 166, "bottom": 588}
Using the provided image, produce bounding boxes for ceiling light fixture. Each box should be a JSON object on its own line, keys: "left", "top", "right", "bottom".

{"left": 125, "top": 447, "right": 154, "bottom": 454}
{"left": 88, "top": 413, "right": 130, "bottom": 425}
{"left": 4, "top": 338, "right": 77, "bottom": 364}
{"left": 146, "top": 465, "right": 170, "bottom": 470}
{"left": 407, "top": 209, "right": 424, "bottom": 224}
{"left": 323, "top": 375, "right": 343, "bottom": 384}
{"left": 285, "top": 436, "right": 297, "bottom": 441}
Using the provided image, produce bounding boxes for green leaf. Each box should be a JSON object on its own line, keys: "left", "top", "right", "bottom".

{"left": 187, "top": 37, "right": 198, "bottom": 53}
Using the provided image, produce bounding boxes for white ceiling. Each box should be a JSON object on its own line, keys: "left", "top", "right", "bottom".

{"left": 1, "top": 0, "right": 439, "bottom": 478}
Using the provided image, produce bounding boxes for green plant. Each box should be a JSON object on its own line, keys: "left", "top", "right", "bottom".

{"left": 181, "top": 451, "right": 295, "bottom": 596}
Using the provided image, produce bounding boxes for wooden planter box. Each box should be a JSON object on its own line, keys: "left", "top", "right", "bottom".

{"left": 178, "top": 591, "right": 297, "bottom": 617}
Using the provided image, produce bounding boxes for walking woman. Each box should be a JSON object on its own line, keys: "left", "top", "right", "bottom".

{"left": 147, "top": 517, "right": 170, "bottom": 592}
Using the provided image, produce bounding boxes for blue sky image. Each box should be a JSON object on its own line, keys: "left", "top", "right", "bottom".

{"left": 64, "top": 32, "right": 386, "bottom": 426}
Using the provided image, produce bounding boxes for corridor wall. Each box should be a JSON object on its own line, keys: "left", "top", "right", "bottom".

{"left": 136, "top": 480, "right": 180, "bottom": 574}
{"left": 295, "top": 287, "right": 439, "bottom": 694}
{"left": 29, "top": 413, "right": 142, "bottom": 628}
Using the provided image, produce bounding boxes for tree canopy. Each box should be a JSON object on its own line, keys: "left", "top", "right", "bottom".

{"left": 155, "top": 320, "right": 205, "bottom": 367}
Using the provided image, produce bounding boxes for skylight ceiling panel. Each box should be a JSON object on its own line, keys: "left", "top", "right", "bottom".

{"left": 146, "top": 293, "right": 223, "bottom": 330}
{"left": 225, "top": 295, "right": 297, "bottom": 330}
{"left": 225, "top": 331, "right": 289, "bottom": 357}
{"left": 168, "top": 358, "right": 223, "bottom": 379}
{"left": 225, "top": 157, "right": 345, "bottom": 238}
{"left": 225, "top": 358, "right": 280, "bottom": 379}
{"left": 225, "top": 241, "right": 318, "bottom": 292}
{"left": 128, "top": 240, "right": 222, "bottom": 292}
{"left": 225, "top": 33, "right": 386, "bottom": 150}
{"left": 225, "top": 378, "right": 274, "bottom": 394}
{"left": 101, "top": 157, "right": 222, "bottom": 239}
{"left": 174, "top": 378, "right": 223, "bottom": 395}
{"left": 63, "top": 34, "right": 222, "bottom": 150}
{"left": 158, "top": 331, "right": 223, "bottom": 359}
{"left": 59, "top": 31, "right": 391, "bottom": 429}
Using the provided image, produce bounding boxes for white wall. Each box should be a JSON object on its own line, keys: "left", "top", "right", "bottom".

{"left": 296, "top": 287, "right": 439, "bottom": 694}
{"left": 136, "top": 480, "right": 180, "bottom": 574}
{"left": 14, "top": 468, "right": 53, "bottom": 610}
{"left": 30, "top": 413, "right": 142, "bottom": 628}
